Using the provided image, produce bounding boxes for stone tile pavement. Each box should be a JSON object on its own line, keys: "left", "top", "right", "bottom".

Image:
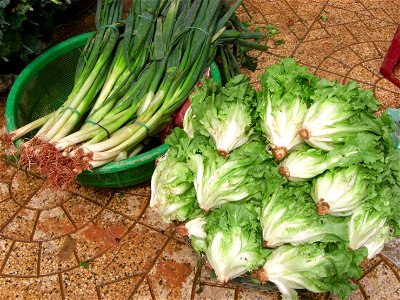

{"left": 0, "top": 0, "right": 399, "bottom": 299}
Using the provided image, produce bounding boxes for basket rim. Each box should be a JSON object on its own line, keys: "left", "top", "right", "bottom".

{"left": 6, "top": 32, "right": 95, "bottom": 144}
{"left": 5, "top": 32, "right": 221, "bottom": 175}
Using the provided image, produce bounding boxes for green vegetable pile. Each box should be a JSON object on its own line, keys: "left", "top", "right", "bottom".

{"left": 4, "top": 0, "right": 268, "bottom": 188}
{"left": 151, "top": 58, "right": 400, "bottom": 299}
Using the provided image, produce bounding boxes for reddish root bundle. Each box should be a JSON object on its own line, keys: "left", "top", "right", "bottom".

{"left": 19, "top": 139, "right": 92, "bottom": 189}
{"left": 0, "top": 126, "right": 17, "bottom": 156}
{"left": 18, "top": 137, "right": 45, "bottom": 169}
{"left": 0, "top": 132, "right": 14, "bottom": 149}
{"left": 36, "top": 144, "right": 92, "bottom": 189}
{"left": 71, "top": 148, "right": 93, "bottom": 174}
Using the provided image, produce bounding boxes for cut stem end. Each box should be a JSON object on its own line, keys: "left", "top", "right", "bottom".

{"left": 253, "top": 268, "right": 268, "bottom": 284}
{"left": 278, "top": 166, "right": 290, "bottom": 178}
{"left": 175, "top": 224, "right": 189, "bottom": 237}
{"left": 272, "top": 146, "right": 288, "bottom": 161}
{"left": 317, "top": 199, "right": 330, "bottom": 215}
{"left": 218, "top": 149, "right": 229, "bottom": 158}
{"left": 263, "top": 240, "right": 277, "bottom": 248}
{"left": 299, "top": 128, "right": 310, "bottom": 139}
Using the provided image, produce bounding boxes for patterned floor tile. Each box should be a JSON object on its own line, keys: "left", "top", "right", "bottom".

{"left": 33, "top": 207, "right": 75, "bottom": 241}
{"left": 98, "top": 275, "right": 142, "bottom": 300}
{"left": 148, "top": 239, "right": 198, "bottom": 300}
{"left": 10, "top": 170, "right": 44, "bottom": 206}
{"left": 323, "top": 5, "right": 362, "bottom": 25}
{"left": 347, "top": 64, "right": 382, "bottom": 84}
{"left": 374, "top": 87, "right": 400, "bottom": 109}
{"left": 0, "top": 275, "right": 62, "bottom": 299}
{"left": 74, "top": 185, "right": 113, "bottom": 206}
{"left": 2, "top": 241, "right": 39, "bottom": 276}
{"left": 359, "top": 255, "right": 383, "bottom": 275}
{"left": 382, "top": 240, "right": 400, "bottom": 268}
{"left": 40, "top": 236, "right": 79, "bottom": 275}
{"left": 26, "top": 185, "right": 72, "bottom": 210}
{"left": 375, "top": 76, "right": 400, "bottom": 94}
{"left": 359, "top": 262, "right": 400, "bottom": 298}
{"left": 237, "top": 288, "right": 280, "bottom": 300}
{"left": 62, "top": 194, "right": 103, "bottom": 228}
{"left": 0, "top": 182, "right": 10, "bottom": 201}
{"left": 314, "top": 69, "right": 345, "bottom": 83}
{"left": 1, "top": 208, "right": 38, "bottom": 240}
{"left": 0, "top": 0, "right": 400, "bottom": 299}
{"left": 71, "top": 223, "right": 105, "bottom": 262}
{"left": 0, "top": 237, "right": 13, "bottom": 269}
{"left": 89, "top": 223, "right": 168, "bottom": 283}
{"left": 286, "top": 0, "right": 327, "bottom": 21}
{"left": 119, "top": 182, "right": 151, "bottom": 197}
{"left": 127, "top": 277, "right": 153, "bottom": 300}
{"left": 331, "top": 47, "right": 364, "bottom": 67}
{"left": 61, "top": 267, "right": 100, "bottom": 300}
{"left": 108, "top": 192, "right": 148, "bottom": 220}
{"left": 0, "top": 160, "right": 16, "bottom": 182}
{"left": 0, "top": 199, "right": 20, "bottom": 230}
{"left": 139, "top": 206, "right": 176, "bottom": 236}
{"left": 194, "top": 284, "right": 236, "bottom": 300}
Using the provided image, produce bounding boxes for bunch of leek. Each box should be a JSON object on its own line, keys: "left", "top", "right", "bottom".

{"left": 6, "top": 0, "right": 269, "bottom": 187}
{"left": 8, "top": 0, "right": 125, "bottom": 143}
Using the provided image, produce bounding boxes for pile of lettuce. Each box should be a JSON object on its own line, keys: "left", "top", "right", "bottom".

{"left": 150, "top": 58, "right": 400, "bottom": 300}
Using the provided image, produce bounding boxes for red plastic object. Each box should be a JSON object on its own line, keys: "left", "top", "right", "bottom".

{"left": 173, "top": 67, "right": 211, "bottom": 128}
{"left": 380, "top": 25, "right": 400, "bottom": 88}
{"left": 159, "top": 67, "right": 212, "bottom": 143}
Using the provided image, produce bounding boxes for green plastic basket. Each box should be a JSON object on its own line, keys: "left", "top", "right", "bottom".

{"left": 6, "top": 32, "right": 221, "bottom": 188}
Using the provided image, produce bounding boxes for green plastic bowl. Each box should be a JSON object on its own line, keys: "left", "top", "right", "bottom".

{"left": 6, "top": 32, "right": 221, "bottom": 188}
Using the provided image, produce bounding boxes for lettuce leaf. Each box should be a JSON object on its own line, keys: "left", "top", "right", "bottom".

{"left": 261, "top": 183, "right": 349, "bottom": 247}
{"left": 255, "top": 243, "right": 366, "bottom": 300}
{"left": 257, "top": 58, "right": 317, "bottom": 160}
{"left": 198, "top": 201, "right": 270, "bottom": 283}
{"left": 150, "top": 129, "right": 201, "bottom": 222}
{"left": 186, "top": 136, "right": 280, "bottom": 211}
{"left": 189, "top": 74, "right": 256, "bottom": 156}
{"left": 300, "top": 80, "right": 381, "bottom": 151}
{"left": 311, "top": 165, "right": 375, "bottom": 216}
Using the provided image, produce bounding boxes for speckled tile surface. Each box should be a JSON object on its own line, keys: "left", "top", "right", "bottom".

{"left": 0, "top": 0, "right": 400, "bottom": 299}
